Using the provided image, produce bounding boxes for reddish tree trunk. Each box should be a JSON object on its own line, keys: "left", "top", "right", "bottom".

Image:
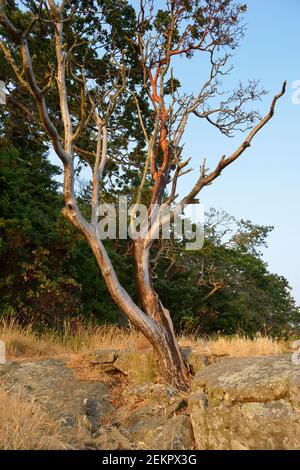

{"left": 134, "top": 239, "right": 190, "bottom": 390}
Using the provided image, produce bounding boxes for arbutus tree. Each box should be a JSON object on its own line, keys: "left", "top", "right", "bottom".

{"left": 0, "top": 0, "right": 286, "bottom": 390}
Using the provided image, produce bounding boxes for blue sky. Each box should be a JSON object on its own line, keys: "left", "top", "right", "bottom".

{"left": 131, "top": 0, "right": 300, "bottom": 303}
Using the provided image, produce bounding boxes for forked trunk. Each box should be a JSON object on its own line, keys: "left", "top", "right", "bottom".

{"left": 63, "top": 210, "right": 190, "bottom": 391}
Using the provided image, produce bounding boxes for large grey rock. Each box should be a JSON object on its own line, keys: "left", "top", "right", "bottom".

{"left": 188, "top": 354, "right": 300, "bottom": 450}
{"left": 0, "top": 359, "right": 114, "bottom": 428}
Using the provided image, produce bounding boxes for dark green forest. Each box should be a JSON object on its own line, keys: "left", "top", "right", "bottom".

{"left": 0, "top": 0, "right": 299, "bottom": 338}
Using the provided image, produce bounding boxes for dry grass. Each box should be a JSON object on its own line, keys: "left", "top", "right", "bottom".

{"left": 0, "top": 318, "right": 150, "bottom": 361}
{"left": 179, "top": 333, "right": 288, "bottom": 357}
{"left": 0, "top": 318, "right": 288, "bottom": 363}
{"left": 1, "top": 318, "right": 156, "bottom": 385}
{"left": 0, "top": 386, "right": 86, "bottom": 450}
{"left": 58, "top": 320, "right": 151, "bottom": 353}
{"left": 127, "top": 350, "right": 157, "bottom": 384}
{"left": 0, "top": 319, "right": 64, "bottom": 359}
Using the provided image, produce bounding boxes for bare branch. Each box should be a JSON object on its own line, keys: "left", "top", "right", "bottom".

{"left": 180, "top": 81, "right": 287, "bottom": 206}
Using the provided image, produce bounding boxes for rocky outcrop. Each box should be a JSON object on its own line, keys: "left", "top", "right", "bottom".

{"left": 0, "top": 359, "right": 114, "bottom": 432}
{"left": 2, "top": 352, "right": 299, "bottom": 450}
{"left": 0, "top": 358, "right": 194, "bottom": 450}
{"left": 188, "top": 354, "right": 300, "bottom": 450}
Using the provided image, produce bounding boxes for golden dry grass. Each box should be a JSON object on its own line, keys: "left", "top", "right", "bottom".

{"left": 0, "top": 319, "right": 63, "bottom": 360}
{"left": 0, "top": 386, "right": 87, "bottom": 450}
{"left": 0, "top": 318, "right": 288, "bottom": 362}
{"left": 179, "top": 333, "right": 288, "bottom": 357}
{"left": 0, "top": 318, "right": 150, "bottom": 361}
